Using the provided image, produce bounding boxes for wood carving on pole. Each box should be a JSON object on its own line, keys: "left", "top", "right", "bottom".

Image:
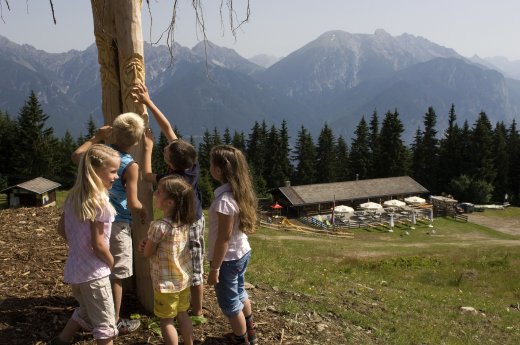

{"left": 91, "top": 0, "right": 153, "bottom": 312}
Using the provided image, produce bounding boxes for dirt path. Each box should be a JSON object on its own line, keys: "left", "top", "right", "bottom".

{"left": 467, "top": 213, "right": 520, "bottom": 236}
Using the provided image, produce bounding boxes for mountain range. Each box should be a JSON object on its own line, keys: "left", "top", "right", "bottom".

{"left": 1, "top": 29, "right": 520, "bottom": 143}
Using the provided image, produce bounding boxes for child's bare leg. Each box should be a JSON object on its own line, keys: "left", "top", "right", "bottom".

{"left": 190, "top": 284, "right": 204, "bottom": 315}
{"left": 56, "top": 317, "right": 81, "bottom": 343}
{"left": 228, "top": 311, "right": 247, "bottom": 336}
{"left": 112, "top": 278, "right": 123, "bottom": 321}
{"left": 242, "top": 299, "right": 252, "bottom": 317}
{"left": 160, "top": 318, "right": 179, "bottom": 345}
{"left": 177, "top": 311, "right": 194, "bottom": 345}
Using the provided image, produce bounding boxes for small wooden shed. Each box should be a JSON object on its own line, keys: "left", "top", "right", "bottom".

{"left": 1, "top": 177, "right": 61, "bottom": 208}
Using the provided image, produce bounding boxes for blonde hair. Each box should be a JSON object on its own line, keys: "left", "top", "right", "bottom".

{"left": 112, "top": 112, "right": 145, "bottom": 148}
{"left": 158, "top": 176, "right": 196, "bottom": 225}
{"left": 66, "top": 144, "right": 119, "bottom": 222}
{"left": 210, "top": 145, "right": 257, "bottom": 234}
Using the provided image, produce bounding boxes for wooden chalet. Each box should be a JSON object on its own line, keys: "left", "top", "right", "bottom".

{"left": 271, "top": 176, "right": 429, "bottom": 217}
{"left": 1, "top": 177, "right": 61, "bottom": 208}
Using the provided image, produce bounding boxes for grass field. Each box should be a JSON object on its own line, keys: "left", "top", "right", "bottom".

{"left": 246, "top": 209, "right": 520, "bottom": 344}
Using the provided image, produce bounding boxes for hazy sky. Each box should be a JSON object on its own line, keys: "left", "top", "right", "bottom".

{"left": 1, "top": 0, "right": 520, "bottom": 60}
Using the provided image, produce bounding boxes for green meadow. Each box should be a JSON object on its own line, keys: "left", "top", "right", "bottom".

{"left": 247, "top": 210, "right": 520, "bottom": 344}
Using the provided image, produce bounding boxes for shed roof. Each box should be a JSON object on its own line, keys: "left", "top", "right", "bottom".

{"left": 1, "top": 177, "right": 61, "bottom": 194}
{"left": 278, "top": 176, "right": 428, "bottom": 206}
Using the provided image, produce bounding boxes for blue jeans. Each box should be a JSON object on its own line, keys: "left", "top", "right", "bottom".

{"left": 215, "top": 251, "right": 251, "bottom": 317}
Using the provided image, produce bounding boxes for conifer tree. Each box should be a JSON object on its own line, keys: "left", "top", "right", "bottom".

{"left": 315, "top": 123, "right": 336, "bottom": 183}
{"left": 335, "top": 135, "right": 349, "bottom": 182}
{"left": 278, "top": 120, "right": 293, "bottom": 184}
{"left": 507, "top": 120, "right": 520, "bottom": 204}
{"left": 152, "top": 132, "right": 169, "bottom": 175}
{"left": 492, "top": 122, "right": 509, "bottom": 202}
{"left": 223, "top": 128, "right": 232, "bottom": 144}
{"left": 13, "top": 91, "right": 56, "bottom": 182}
{"left": 77, "top": 115, "right": 98, "bottom": 145}
{"left": 198, "top": 170, "right": 215, "bottom": 208}
{"left": 350, "top": 117, "right": 370, "bottom": 180}
{"left": 231, "top": 130, "right": 246, "bottom": 152}
{"left": 438, "top": 104, "right": 462, "bottom": 193}
{"left": 0, "top": 111, "right": 18, "bottom": 186}
{"left": 86, "top": 115, "right": 98, "bottom": 139}
{"left": 198, "top": 129, "right": 213, "bottom": 172}
{"left": 292, "top": 125, "right": 316, "bottom": 185}
{"left": 264, "top": 124, "right": 285, "bottom": 189}
{"left": 246, "top": 122, "right": 265, "bottom": 171}
{"left": 246, "top": 121, "right": 267, "bottom": 193}
{"left": 377, "top": 110, "right": 410, "bottom": 177}
{"left": 458, "top": 120, "right": 472, "bottom": 175}
{"left": 198, "top": 128, "right": 222, "bottom": 203}
{"left": 54, "top": 131, "right": 78, "bottom": 188}
{"left": 211, "top": 127, "right": 222, "bottom": 146}
{"left": 412, "top": 106, "right": 439, "bottom": 192}
{"left": 468, "top": 112, "right": 496, "bottom": 184}
{"left": 368, "top": 110, "right": 380, "bottom": 178}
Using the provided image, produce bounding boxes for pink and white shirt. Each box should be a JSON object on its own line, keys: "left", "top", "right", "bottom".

{"left": 63, "top": 198, "right": 115, "bottom": 284}
{"left": 208, "top": 183, "right": 251, "bottom": 261}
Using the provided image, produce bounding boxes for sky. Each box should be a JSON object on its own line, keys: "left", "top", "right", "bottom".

{"left": 1, "top": 0, "right": 520, "bottom": 61}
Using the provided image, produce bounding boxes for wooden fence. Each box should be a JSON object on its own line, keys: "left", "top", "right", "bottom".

{"left": 453, "top": 214, "right": 468, "bottom": 222}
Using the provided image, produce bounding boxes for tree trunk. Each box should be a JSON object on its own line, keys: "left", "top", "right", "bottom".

{"left": 91, "top": 0, "right": 153, "bottom": 312}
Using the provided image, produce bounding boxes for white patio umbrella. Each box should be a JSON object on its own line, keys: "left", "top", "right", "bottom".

{"left": 360, "top": 202, "right": 383, "bottom": 210}
{"left": 404, "top": 196, "right": 426, "bottom": 205}
{"left": 334, "top": 205, "right": 354, "bottom": 213}
{"left": 383, "top": 199, "right": 406, "bottom": 207}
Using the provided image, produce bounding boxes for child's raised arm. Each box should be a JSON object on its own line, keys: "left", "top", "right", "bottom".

{"left": 71, "top": 125, "right": 112, "bottom": 165}
{"left": 142, "top": 128, "right": 158, "bottom": 184}
{"left": 132, "top": 84, "right": 177, "bottom": 142}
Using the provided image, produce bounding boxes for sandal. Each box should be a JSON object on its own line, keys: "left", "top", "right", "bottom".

{"left": 117, "top": 318, "right": 141, "bottom": 335}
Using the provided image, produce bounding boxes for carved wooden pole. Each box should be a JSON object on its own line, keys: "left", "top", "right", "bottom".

{"left": 91, "top": 0, "right": 154, "bottom": 312}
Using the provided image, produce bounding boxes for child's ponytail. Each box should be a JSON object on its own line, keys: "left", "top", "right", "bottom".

{"left": 66, "top": 144, "right": 118, "bottom": 221}
{"left": 159, "top": 176, "right": 196, "bottom": 225}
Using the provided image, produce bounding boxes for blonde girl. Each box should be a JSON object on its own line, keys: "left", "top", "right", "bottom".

{"left": 207, "top": 145, "right": 258, "bottom": 345}
{"left": 51, "top": 144, "right": 120, "bottom": 345}
{"left": 139, "top": 176, "right": 196, "bottom": 345}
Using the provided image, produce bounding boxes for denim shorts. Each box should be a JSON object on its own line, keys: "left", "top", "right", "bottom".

{"left": 215, "top": 251, "right": 251, "bottom": 317}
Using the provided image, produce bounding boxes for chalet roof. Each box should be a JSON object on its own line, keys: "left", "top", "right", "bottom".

{"left": 278, "top": 176, "right": 428, "bottom": 206}
{"left": 1, "top": 177, "right": 61, "bottom": 194}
